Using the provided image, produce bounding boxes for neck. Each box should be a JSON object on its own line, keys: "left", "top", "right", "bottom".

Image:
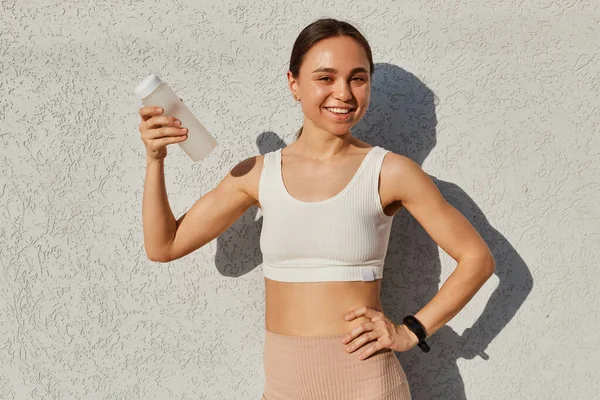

{"left": 293, "top": 119, "right": 356, "bottom": 159}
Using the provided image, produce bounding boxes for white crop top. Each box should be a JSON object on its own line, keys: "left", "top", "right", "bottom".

{"left": 258, "top": 145, "right": 394, "bottom": 283}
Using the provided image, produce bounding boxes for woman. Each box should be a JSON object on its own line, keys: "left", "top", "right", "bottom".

{"left": 138, "top": 18, "right": 495, "bottom": 400}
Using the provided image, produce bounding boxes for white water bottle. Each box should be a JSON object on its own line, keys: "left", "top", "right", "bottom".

{"left": 134, "top": 74, "right": 217, "bottom": 162}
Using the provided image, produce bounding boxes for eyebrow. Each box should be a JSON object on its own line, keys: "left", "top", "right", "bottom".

{"left": 312, "top": 67, "right": 369, "bottom": 74}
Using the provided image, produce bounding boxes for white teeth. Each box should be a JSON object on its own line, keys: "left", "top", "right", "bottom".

{"left": 327, "top": 107, "right": 352, "bottom": 114}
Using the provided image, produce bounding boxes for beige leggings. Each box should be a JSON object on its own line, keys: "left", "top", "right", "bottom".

{"left": 261, "top": 328, "right": 411, "bottom": 400}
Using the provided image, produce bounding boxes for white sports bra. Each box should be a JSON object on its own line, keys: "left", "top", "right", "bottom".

{"left": 258, "top": 145, "right": 394, "bottom": 283}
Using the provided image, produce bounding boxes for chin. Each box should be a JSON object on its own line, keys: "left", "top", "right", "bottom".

{"left": 306, "top": 113, "right": 362, "bottom": 136}
{"left": 331, "top": 121, "right": 360, "bottom": 134}
{"left": 311, "top": 122, "right": 350, "bottom": 136}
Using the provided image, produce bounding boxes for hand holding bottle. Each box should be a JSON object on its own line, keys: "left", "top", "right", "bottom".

{"left": 138, "top": 103, "right": 188, "bottom": 161}
{"left": 135, "top": 74, "right": 217, "bottom": 162}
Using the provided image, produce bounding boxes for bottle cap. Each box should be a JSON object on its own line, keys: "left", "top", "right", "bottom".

{"left": 134, "top": 73, "right": 163, "bottom": 99}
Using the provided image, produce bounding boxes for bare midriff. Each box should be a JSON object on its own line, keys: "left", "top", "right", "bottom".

{"left": 264, "top": 277, "right": 384, "bottom": 336}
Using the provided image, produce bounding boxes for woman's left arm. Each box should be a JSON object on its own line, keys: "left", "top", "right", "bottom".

{"left": 386, "top": 153, "right": 495, "bottom": 339}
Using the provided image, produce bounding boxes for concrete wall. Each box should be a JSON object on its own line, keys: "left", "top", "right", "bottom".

{"left": 2, "top": 0, "right": 598, "bottom": 398}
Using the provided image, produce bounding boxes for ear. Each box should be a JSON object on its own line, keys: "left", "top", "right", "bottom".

{"left": 287, "top": 70, "right": 299, "bottom": 99}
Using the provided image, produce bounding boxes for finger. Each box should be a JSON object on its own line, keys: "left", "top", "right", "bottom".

{"left": 140, "top": 116, "right": 181, "bottom": 136}
{"left": 344, "top": 307, "right": 363, "bottom": 321}
{"left": 147, "top": 134, "right": 188, "bottom": 151}
{"left": 341, "top": 321, "right": 375, "bottom": 344}
{"left": 345, "top": 306, "right": 381, "bottom": 321}
{"left": 344, "top": 326, "right": 378, "bottom": 354}
{"left": 146, "top": 126, "right": 187, "bottom": 140}
{"left": 139, "top": 106, "right": 163, "bottom": 121}
{"left": 357, "top": 340, "right": 382, "bottom": 360}
{"left": 144, "top": 115, "right": 181, "bottom": 129}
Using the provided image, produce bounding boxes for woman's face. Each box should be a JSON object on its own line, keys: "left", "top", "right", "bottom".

{"left": 287, "top": 36, "right": 371, "bottom": 137}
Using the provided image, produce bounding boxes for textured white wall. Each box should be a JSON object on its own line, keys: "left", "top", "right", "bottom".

{"left": 2, "top": 0, "right": 599, "bottom": 399}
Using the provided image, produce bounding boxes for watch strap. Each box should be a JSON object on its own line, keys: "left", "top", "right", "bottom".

{"left": 402, "top": 315, "right": 430, "bottom": 353}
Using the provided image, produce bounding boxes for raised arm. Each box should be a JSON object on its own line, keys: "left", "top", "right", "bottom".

{"left": 145, "top": 156, "right": 262, "bottom": 262}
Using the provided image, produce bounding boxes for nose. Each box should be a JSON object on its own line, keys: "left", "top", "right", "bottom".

{"left": 334, "top": 80, "right": 353, "bottom": 102}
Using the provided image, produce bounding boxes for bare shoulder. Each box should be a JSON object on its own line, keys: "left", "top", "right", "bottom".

{"left": 225, "top": 154, "right": 265, "bottom": 207}
{"left": 380, "top": 151, "right": 437, "bottom": 204}
{"left": 230, "top": 154, "right": 265, "bottom": 178}
{"left": 380, "top": 151, "right": 422, "bottom": 180}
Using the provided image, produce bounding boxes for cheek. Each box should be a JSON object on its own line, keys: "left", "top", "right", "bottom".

{"left": 311, "top": 85, "right": 330, "bottom": 101}
{"left": 356, "top": 85, "right": 370, "bottom": 102}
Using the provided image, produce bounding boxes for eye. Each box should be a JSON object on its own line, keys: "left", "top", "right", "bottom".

{"left": 318, "top": 76, "right": 333, "bottom": 82}
{"left": 352, "top": 76, "right": 367, "bottom": 82}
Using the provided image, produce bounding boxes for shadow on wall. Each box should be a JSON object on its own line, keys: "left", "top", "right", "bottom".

{"left": 213, "top": 63, "right": 533, "bottom": 400}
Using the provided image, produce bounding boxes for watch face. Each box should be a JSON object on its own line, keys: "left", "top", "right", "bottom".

{"left": 403, "top": 316, "right": 425, "bottom": 340}
{"left": 403, "top": 315, "right": 430, "bottom": 352}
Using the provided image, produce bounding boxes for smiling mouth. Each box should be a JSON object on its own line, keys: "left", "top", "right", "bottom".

{"left": 324, "top": 107, "right": 357, "bottom": 115}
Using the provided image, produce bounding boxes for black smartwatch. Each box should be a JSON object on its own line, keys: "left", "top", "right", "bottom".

{"left": 402, "top": 315, "right": 430, "bottom": 353}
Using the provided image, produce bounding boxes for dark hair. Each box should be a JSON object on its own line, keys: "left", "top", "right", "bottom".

{"left": 289, "top": 19, "right": 374, "bottom": 140}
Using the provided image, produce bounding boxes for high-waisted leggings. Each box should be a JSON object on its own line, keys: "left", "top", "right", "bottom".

{"left": 261, "top": 328, "right": 411, "bottom": 400}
